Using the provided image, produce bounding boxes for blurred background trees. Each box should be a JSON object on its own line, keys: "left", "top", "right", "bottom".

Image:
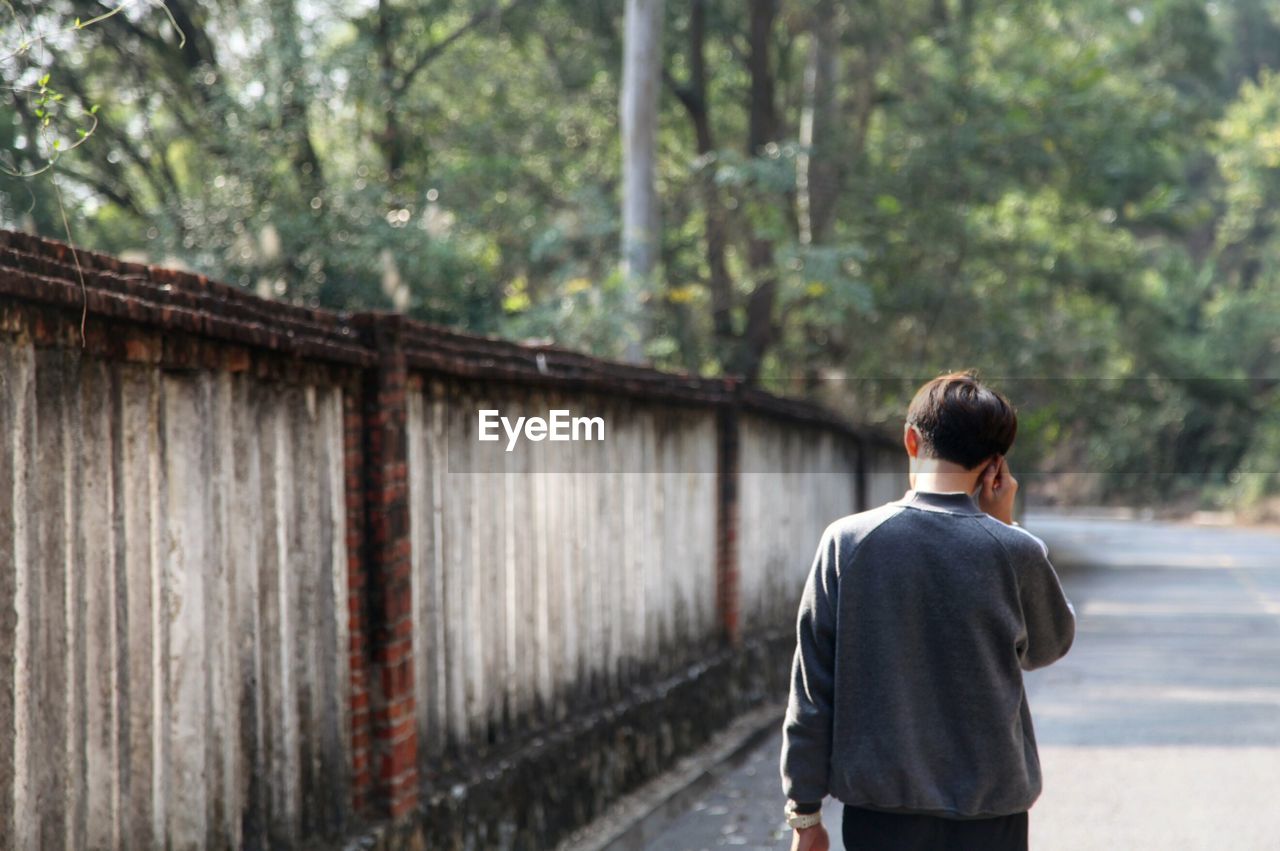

{"left": 2, "top": 0, "right": 1278, "bottom": 513}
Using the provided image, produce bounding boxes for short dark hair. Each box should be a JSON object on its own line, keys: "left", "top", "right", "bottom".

{"left": 905, "top": 370, "right": 1017, "bottom": 470}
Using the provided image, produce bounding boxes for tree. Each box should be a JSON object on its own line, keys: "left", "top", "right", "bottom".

{"left": 619, "top": 0, "right": 663, "bottom": 362}
{"left": 2, "top": 0, "right": 1277, "bottom": 512}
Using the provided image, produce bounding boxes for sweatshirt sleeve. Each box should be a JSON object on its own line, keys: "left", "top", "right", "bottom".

{"left": 1011, "top": 525, "right": 1076, "bottom": 671}
{"left": 779, "top": 524, "right": 840, "bottom": 806}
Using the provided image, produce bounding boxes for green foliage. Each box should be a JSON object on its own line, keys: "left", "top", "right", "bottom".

{"left": 1, "top": 0, "right": 1277, "bottom": 510}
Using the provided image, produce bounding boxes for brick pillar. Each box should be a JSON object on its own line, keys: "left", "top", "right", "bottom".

{"left": 359, "top": 314, "right": 418, "bottom": 819}
{"left": 343, "top": 383, "right": 374, "bottom": 814}
{"left": 716, "top": 384, "right": 742, "bottom": 645}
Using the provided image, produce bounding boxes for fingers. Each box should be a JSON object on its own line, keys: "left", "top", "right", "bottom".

{"left": 993, "top": 455, "right": 1013, "bottom": 488}
{"left": 982, "top": 458, "right": 999, "bottom": 492}
{"left": 990, "top": 454, "right": 1011, "bottom": 490}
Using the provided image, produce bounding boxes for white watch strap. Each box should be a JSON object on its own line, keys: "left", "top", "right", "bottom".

{"left": 785, "top": 809, "right": 823, "bottom": 829}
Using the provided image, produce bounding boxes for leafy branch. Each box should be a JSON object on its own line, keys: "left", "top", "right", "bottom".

{"left": 2, "top": 1, "right": 185, "bottom": 175}
{"left": 1, "top": 0, "right": 186, "bottom": 343}
{"left": 0, "top": 0, "right": 184, "bottom": 66}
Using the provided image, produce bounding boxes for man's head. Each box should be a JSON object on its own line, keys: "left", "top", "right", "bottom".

{"left": 904, "top": 370, "right": 1017, "bottom": 471}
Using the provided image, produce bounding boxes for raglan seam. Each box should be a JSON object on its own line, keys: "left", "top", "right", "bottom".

{"left": 826, "top": 503, "right": 909, "bottom": 581}
{"left": 971, "top": 515, "right": 1029, "bottom": 636}
{"left": 1007, "top": 521, "right": 1050, "bottom": 558}
{"left": 805, "top": 506, "right": 908, "bottom": 659}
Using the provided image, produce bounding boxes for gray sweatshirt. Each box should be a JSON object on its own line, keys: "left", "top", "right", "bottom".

{"left": 779, "top": 489, "right": 1076, "bottom": 819}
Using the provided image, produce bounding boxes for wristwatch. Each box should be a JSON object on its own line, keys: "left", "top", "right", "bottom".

{"left": 784, "top": 801, "right": 823, "bottom": 830}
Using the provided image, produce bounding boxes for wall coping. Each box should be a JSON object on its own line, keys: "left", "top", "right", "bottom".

{"left": 0, "top": 228, "right": 898, "bottom": 447}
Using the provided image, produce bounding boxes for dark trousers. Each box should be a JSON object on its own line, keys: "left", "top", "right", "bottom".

{"left": 842, "top": 804, "right": 1028, "bottom": 851}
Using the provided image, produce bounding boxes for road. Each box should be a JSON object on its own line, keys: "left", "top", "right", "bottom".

{"left": 640, "top": 512, "right": 1280, "bottom": 850}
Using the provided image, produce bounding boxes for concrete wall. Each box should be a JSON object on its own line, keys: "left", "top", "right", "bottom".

{"left": 407, "top": 380, "right": 719, "bottom": 760}
{"left": 0, "top": 342, "right": 351, "bottom": 850}
{"left": 864, "top": 435, "right": 908, "bottom": 509}
{"left": 737, "top": 416, "right": 862, "bottom": 633}
{"left": 0, "top": 228, "right": 908, "bottom": 850}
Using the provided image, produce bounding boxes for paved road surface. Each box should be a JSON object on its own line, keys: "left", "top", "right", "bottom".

{"left": 641, "top": 513, "right": 1280, "bottom": 850}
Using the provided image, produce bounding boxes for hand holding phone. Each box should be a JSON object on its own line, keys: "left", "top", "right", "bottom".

{"left": 976, "top": 454, "right": 1018, "bottom": 525}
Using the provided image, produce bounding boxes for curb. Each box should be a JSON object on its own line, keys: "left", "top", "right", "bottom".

{"left": 558, "top": 704, "right": 786, "bottom": 851}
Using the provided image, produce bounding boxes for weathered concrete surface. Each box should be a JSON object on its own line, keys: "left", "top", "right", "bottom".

{"left": 737, "top": 417, "right": 860, "bottom": 632}
{"left": 407, "top": 382, "right": 721, "bottom": 761}
{"left": 340, "top": 632, "right": 796, "bottom": 851}
{"left": 0, "top": 340, "right": 353, "bottom": 849}
{"left": 0, "top": 227, "right": 908, "bottom": 849}
{"left": 635, "top": 513, "right": 1280, "bottom": 850}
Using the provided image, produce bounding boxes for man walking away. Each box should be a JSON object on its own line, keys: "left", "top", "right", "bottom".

{"left": 779, "top": 371, "right": 1076, "bottom": 851}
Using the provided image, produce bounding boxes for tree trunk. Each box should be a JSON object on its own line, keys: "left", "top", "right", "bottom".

{"left": 671, "top": 1, "right": 733, "bottom": 348}
{"left": 798, "top": 0, "right": 842, "bottom": 245}
{"left": 620, "top": 0, "right": 665, "bottom": 362}
{"left": 270, "top": 0, "right": 325, "bottom": 194}
{"left": 376, "top": 0, "right": 407, "bottom": 180}
{"left": 738, "top": 0, "right": 781, "bottom": 383}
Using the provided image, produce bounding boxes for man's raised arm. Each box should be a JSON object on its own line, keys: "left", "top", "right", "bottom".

{"left": 1011, "top": 526, "right": 1076, "bottom": 671}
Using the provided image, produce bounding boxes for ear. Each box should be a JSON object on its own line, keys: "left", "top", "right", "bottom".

{"left": 903, "top": 423, "right": 919, "bottom": 458}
